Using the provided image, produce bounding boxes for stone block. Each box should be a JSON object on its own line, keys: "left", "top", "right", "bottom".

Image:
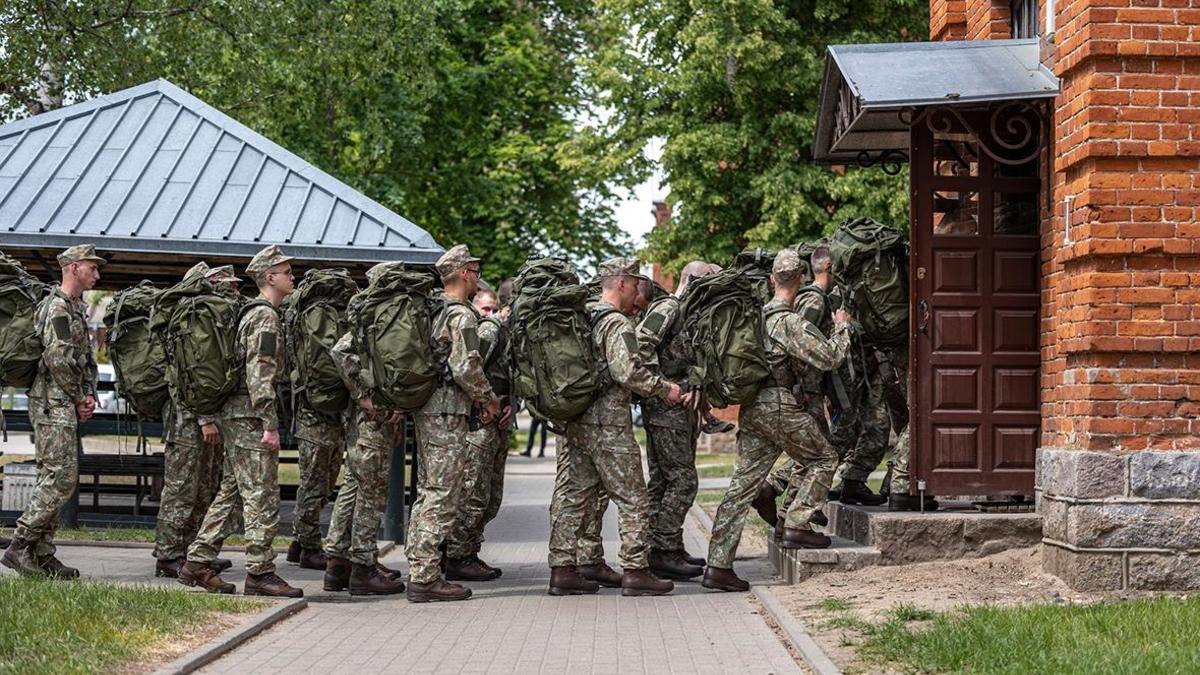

{"left": 1042, "top": 544, "right": 1125, "bottom": 591}
{"left": 1069, "top": 503, "right": 1200, "bottom": 550}
{"left": 1127, "top": 553, "right": 1200, "bottom": 590}
{"left": 1039, "top": 448, "right": 1126, "bottom": 499}
{"left": 1040, "top": 496, "right": 1068, "bottom": 542}
{"left": 1129, "top": 451, "right": 1200, "bottom": 500}
{"left": 962, "top": 514, "right": 1043, "bottom": 557}
{"left": 873, "top": 515, "right": 966, "bottom": 564}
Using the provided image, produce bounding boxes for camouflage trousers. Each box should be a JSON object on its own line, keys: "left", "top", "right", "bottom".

{"left": 188, "top": 415, "right": 279, "bottom": 575}
{"left": 154, "top": 411, "right": 222, "bottom": 561}
{"left": 644, "top": 405, "right": 699, "bottom": 552}
{"left": 447, "top": 423, "right": 508, "bottom": 559}
{"left": 886, "top": 346, "right": 911, "bottom": 494}
{"left": 14, "top": 398, "right": 78, "bottom": 559}
{"left": 707, "top": 390, "right": 838, "bottom": 569}
{"left": 323, "top": 413, "right": 393, "bottom": 566}
{"left": 407, "top": 413, "right": 471, "bottom": 584}
{"left": 548, "top": 421, "right": 650, "bottom": 571}
{"left": 293, "top": 411, "right": 346, "bottom": 550}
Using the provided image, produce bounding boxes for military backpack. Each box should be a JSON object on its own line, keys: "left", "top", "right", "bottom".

{"left": 0, "top": 252, "right": 49, "bottom": 389}
{"left": 151, "top": 276, "right": 244, "bottom": 417}
{"left": 285, "top": 268, "right": 358, "bottom": 415}
{"left": 678, "top": 268, "right": 771, "bottom": 408}
{"left": 731, "top": 247, "right": 777, "bottom": 305}
{"left": 479, "top": 315, "right": 511, "bottom": 398}
{"left": 828, "top": 217, "right": 909, "bottom": 349}
{"left": 104, "top": 281, "right": 169, "bottom": 421}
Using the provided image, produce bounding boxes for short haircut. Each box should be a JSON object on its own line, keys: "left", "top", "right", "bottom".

{"left": 811, "top": 245, "right": 832, "bottom": 274}
{"left": 475, "top": 288, "right": 498, "bottom": 303}
{"left": 637, "top": 277, "right": 653, "bottom": 296}
{"left": 601, "top": 276, "right": 622, "bottom": 292}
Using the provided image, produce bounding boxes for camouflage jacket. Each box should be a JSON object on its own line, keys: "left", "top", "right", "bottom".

{"left": 423, "top": 294, "right": 495, "bottom": 416}
{"left": 30, "top": 287, "right": 97, "bottom": 405}
{"left": 330, "top": 330, "right": 398, "bottom": 449}
{"left": 636, "top": 295, "right": 693, "bottom": 430}
{"left": 579, "top": 300, "right": 671, "bottom": 426}
{"left": 224, "top": 299, "right": 285, "bottom": 430}
{"left": 763, "top": 297, "right": 850, "bottom": 402}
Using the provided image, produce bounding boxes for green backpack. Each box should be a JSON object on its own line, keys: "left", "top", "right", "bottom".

{"left": 152, "top": 276, "right": 243, "bottom": 417}
{"left": 828, "top": 217, "right": 909, "bottom": 349}
{"left": 678, "top": 268, "right": 771, "bottom": 408}
{"left": 285, "top": 269, "right": 359, "bottom": 414}
{"left": 348, "top": 266, "right": 439, "bottom": 413}
{"left": 479, "top": 315, "right": 511, "bottom": 398}
{"left": 104, "top": 281, "right": 169, "bottom": 421}
{"left": 731, "top": 247, "right": 777, "bottom": 305}
{"left": 0, "top": 252, "right": 49, "bottom": 389}
{"left": 508, "top": 257, "right": 602, "bottom": 427}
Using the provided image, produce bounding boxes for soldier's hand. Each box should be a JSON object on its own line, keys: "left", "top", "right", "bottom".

{"left": 386, "top": 411, "right": 404, "bottom": 426}
{"left": 680, "top": 390, "right": 698, "bottom": 411}
{"left": 201, "top": 423, "right": 222, "bottom": 446}
{"left": 481, "top": 397, "right": 501, "bottom": 424}
{"left": 359, "top": 396, "right": 379, "bottom": 419}
{"left": 261, "top": 428, "right": 281, "bottom": 451}
{"left": 498, "top": 405, "right": 514, "bottom": 430}
{"left": 664, "top": 383, "right": 683, "bottom": 406}
{"left": 833, "top": 308, "right": 852, "bottom": 325}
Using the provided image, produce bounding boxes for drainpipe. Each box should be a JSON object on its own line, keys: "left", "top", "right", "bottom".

{"left": 1046, "top": 0, "right": 1056, "bottom": 43}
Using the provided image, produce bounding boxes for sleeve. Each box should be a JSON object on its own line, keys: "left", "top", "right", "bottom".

{"left": 330, "top": 331, "right": 367, "bottom": 401}
{"left": 604, "top": 316, "right": 672, "bottom": 400}
{"left": 39, "top": 298, "right": 88, "bottom": 403}
{"left": 447, "top": 310, "right": 496, "bottom": 406}
{"left": 782, "top": 314, "right": 851, "bottom": 372}
{"left": 242, "top": 307, "right": 281, "bottom": 430}
{"left": 636, "top": 300, "right": 676, "bottom": 350}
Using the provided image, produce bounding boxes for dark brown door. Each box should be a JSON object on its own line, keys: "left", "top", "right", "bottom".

{"left": 909, "top": 108, "right": 1042, "bottom": 495}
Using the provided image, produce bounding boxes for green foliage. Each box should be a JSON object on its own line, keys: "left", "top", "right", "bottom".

{"left": 592, "top": 0, "right": 927, "bottom": 273}
{"left": 817, "top": 596, "right": 854, "bottom": 613}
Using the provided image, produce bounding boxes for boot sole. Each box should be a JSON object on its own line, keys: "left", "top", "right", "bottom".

{"left": 547, "top": 587, "right": 599, "bottom": 596}
{"left": 621, "top": 588, "right": 672, "bottom": 597}
{"left": 245, "top": 589, "right": 302, "bottom": 598}
{"left": 323, "top": 581, "right": 350, "bottom": 592}
{"left": 406, "top": 592, "right": 472, "bottom": 603}
{"left": 778, "top": 542, "right": 831, "bottom": 550}
{"left": 701, "top": 581, "right": 750, "bottom": 593}
{"left": 349, "top": 588, "right": 406, "bottom": 596}
{"left": 650, "top": 569, "right": 703, "bottom": 582}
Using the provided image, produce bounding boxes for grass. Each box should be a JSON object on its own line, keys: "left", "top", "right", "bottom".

{"left": 0, "top": 576, "right": 263, "bottom": 674}
{"left": 847, "top": 596, "right": 1200, "bottom": 674}
{"left": 817, "top": 597, "right": 854, "bottom": 613}
{"left": 1, "top": 527, "right": 292, "bottom": 547}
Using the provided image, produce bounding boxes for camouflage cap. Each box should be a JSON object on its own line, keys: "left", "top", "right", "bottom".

{"left": 597, "top": 256, "right": 648, "bottom": 281}
{"left": 366, "top": 261, "right": 405, "bottom": 284}
{"left": 772, "top": 248, "right": 804, "bottom": 279}
{"left": 57, "top": 244, "right": 106, "bottom": 267}
{"left": 245, "top": 244, "right": 294, "bottom": 277}
{"left": 205, "top": 264, "right": 238, "bottom": 282}
{"left": 183, "top": 261, "right": 211, "bottom": 282}
{"left": 435, "top": 244, "right": 481, "bottom": 279}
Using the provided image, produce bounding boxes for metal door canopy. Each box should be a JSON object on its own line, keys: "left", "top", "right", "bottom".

{"left": 813, "top": 38, "right": 1060, "bottom": 164}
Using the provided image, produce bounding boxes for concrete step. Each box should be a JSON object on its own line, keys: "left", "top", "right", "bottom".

{"left": 768, "top": 534, "right": 882, "bottom": 584}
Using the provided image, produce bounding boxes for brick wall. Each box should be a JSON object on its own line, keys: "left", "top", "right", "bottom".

{"left": 930, "top": 0, "right": 967, "bottom": 40}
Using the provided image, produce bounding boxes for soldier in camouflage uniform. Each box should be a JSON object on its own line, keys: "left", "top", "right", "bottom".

{"left": 547, "top": 257, "right": 686, "bottom": 597}
{"left": 318, "top": 261, "right": 408, "bottom": 596}
{"left": 2, "top": 245, "right": 103, "bottom": 578}
{"left": 407, "top": 245, "right": 501, "bottom": 603}
{"left": 181, "top": 245, "right": 303, "bottom": 597}
{"left": 702, "top": 248, "right": 851, "bottom": 592}
{"left": 286, "top": 406, "right": 344, "bottom": 569}
{"left": 153, "top": 263, "right": 240, "bottom": 579}
{"left": 444, "top": 286, "right": 512, "bottom": 581}
{"left": 885, "top": 344, "right": 935, "bottom": 511}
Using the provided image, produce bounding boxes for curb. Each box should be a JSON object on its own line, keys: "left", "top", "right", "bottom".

{"left": 152, "top": 597, "right": 307, "bottom": 675}
{"left": 51, "top": 540, "right": 290, "bottom": 553}
{"left": 752, "top": 586, "right": 842, "bottom": 675}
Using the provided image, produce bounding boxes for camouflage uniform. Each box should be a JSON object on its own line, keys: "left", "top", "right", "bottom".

{"left": 188, "top": 249, "right": 291, "bottom": 576}
{"left": 292, "top": 406, "right": 346, "bottom": 550}
{"left": 15, "top": 281, "right": 98, "bottom": 560}
{"left": 707, "top": 291, "right": 850, "bottom": 569}
{"left": 547, "top": 283, "right": 673, "bottom": 572}
{"left": 447, "top": 316, "right": 509, "bottom": 560}
{"left": 407, "top": 291, "right": 496, "bottom": 584}
{"left": 885, "top": 344, "right": 912, "bottom": 495}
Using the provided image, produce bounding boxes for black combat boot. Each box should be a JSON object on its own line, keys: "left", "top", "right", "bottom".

{"left": 286, "top": 540, "right": 302, "bottom": 564}
{"left": 349, "top": 563, "right": 406, "bottom": 596}
{"left": 212, "top": 558, "right": 233, "bottom": 573}
{"left": 324, "top": 557, "right": 352, "bottom": 592}
{"left": 298, "top": 548, "right": 328, "bottom": 571}
{"left": 779, "top": 527, "right": 831, "bottom": 550}
{"left": 678, "top": 548, "right": 705, "bottom": 567}
{"left": 751, "top": 483, "right": 779, "bottom": 526}
{"left": 649, "top": 549, "right": 703, "bottom": 581}
{"left": 472, "top": 554, "right": 502, "bottom": 578}
{"left": 621, "top": 569, "right": 674, "bottom": 597}
{"left": 840, "top": 479, "right": 887, "bottom": 506}
{"left": 376, "top": 561, "right": 404, "bottom": 581}
{"left": 156, "top": 557, "right": 184, "bottom": 579}
{"left": 888, "top": 494, "right": 939, "bottom": 512}
{"left": 407, "top": 578, "right": 472, "bottom": 603}
{"left": 701, "top": 566, "right": 750, "bottom": 592}
{"left": 446, "top": 556, "right": 500, "bottom": 582}
{"left": 39, "top": 556, "right": 80, "bottom": 580}
{"left": 577, "top": 562, "right": 623, "bottom": 588}
{"left": 244, "top": 572, "right": 304, "bottom": 598}
{"left": 2, "top": 538, "right": 44, "bottom": 577}
{"left": 548, "top": 566, "right": 600, "bottom": 596}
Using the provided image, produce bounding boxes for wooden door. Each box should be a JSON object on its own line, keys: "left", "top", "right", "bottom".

{"left": 909, "top": 107, "right": 1042, "bottom": 495}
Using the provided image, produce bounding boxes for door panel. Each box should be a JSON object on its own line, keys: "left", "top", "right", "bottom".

{"left": 910, "top": 111, "right": 1041, "bottom": 495}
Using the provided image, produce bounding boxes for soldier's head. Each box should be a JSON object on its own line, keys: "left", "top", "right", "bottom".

{"left": 676, "top": 260, "right": 720, "bottom": 297}
{"left": 597, "top": 256, "right": 648, "bottom": 315}
{"left": 437, "top": 244, "right": 482, "bottom": 300}
{"left": 632, "top": 277, "right": 654, "bottom": 314}
{"left": 57, "top": 244, "right": 104, "bottom": 294}
{"left": 474, "top": 287, "right": 499, "bottom": 317}
{"left": 247, "top": 245, "right": 295, "bottom": 301}
{"left": 770, "top": 249, "right": 806, "bottom": 294}
{"left": 205, "top": 265, "right": 241, "bottom": 296}
{"left": 810, "top": 245, "right": 833, "bottom": 291}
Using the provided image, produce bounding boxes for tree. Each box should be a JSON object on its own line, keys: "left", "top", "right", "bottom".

{"left": 591, "top": 0, "right": 928, "bottom": 273}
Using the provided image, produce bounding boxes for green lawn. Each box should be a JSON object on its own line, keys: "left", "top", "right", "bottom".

{"left": 831, "top": 597, "right": 1200, "bottom": 674}
{"left": 0, "top": 577, "right": 263, "bottom": 675}
{"left": 1, "top": 527, "right": 292, "bottom": 547}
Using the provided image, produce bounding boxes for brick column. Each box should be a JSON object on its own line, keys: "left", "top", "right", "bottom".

{"left": 931, "top": 0, "right": 968, "bottom": 41}
{"left": 965, "top": 0, "right": 1011, "bottom": 40}
{"left": 1038, "top": 0, "right": 1200, "bottom": 590}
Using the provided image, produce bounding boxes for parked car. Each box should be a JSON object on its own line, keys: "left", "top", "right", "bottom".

{"left": 96, "top": 364, "right": 130, "bottom": 414}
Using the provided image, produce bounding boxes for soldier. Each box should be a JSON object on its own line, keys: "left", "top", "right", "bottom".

{"left": 153, "top": 262, "right": 238, "bottom": 579}
{"left": 703, "top": 248, "right": 850, "bottom": 592}
{"left": 444, "top": 284, "right": 513, "bottom": 581}
{"left": 2, "top": 244, "right": 103, "bottom": 578}
{"left": 885, "top": 342, "right": 936, "bottom": 511}
{"left": 547, "top": 257, "right": 685, "bottom": 597}
{"left": 320, "top": 261, "right": 407, "bottom": 596}
{"left": 179, "top": 245, "right": 302, "bottom": 597}
{"left": 406, "top": 244, "right": 501, "bottom": 603}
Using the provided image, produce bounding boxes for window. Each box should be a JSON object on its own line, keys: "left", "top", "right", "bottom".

{"left": 1011, "top": 0, "right": 1038, "bottom": 39}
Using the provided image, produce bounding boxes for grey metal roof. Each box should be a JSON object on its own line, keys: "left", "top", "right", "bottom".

{"left": 813, "top": 39, "right": 1060, "bottom": 163}
{"left": 0, "top": 79, "right": 442, "bottom": 264}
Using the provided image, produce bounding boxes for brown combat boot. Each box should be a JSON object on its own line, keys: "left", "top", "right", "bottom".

{"left": 621, "top": 569, "right": 674, "bottom": 597}
{"left": 298, "top": 548, "right": 328, "bottom": 571}
{"left": 548, "top": 566, "right": 600, "bottom": 596}
{"left": 39, "top": 555, "right": 80, "bottom": 580}
{"left": 779, "top": 527, "right": 831, "bottom": 550}
{"left": 376, "top": 561, "right": 403, "bottom": 581}
{"left": 577, "top": 562, "right": 622, "bottom": 588}
{"left": 156, "top": 557, "right": 184, "bottom": 579}
{"left": 649, "top": 548, "right": 703, "bottom": 581}
{"left": 2, "top": 538, "right": 44, "bottom": 577}
{"left": 472, "top": 554, "right": 502, "bottom": 578}
{"left": 701, "top": 566, "right": 750, "bottom": 592}
{"left": 840, "top": 480, "right": 887, "bottom": 506}
{"left": 349, "top": 563, "right": 406, "bottom": 596}
{"left": 324, "top": 557, "right": 352, "bottom": 592}
{"left": 286, "top": 540, "right": 302, "bottom": 564}
{"left": 245, "top": 572, "right": 304, "bottom": 598}
{"left": 407, "top": 578, "right": 472, "bottom": 603}
{"left": 445, "top": 556, "right": 500, "bottom": 582}
{"left": 179, "top": 561, "right": 235, "bottom": 594}
{"left": 752, "top": 483, "right": 779, "bottom": 526}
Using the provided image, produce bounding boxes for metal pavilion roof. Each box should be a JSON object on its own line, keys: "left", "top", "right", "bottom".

{"left": 813, "top": 39, "right": 1060, "bottom": 164}
{"left": 0, "top": 79, "right": 442, "bottom": 285}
